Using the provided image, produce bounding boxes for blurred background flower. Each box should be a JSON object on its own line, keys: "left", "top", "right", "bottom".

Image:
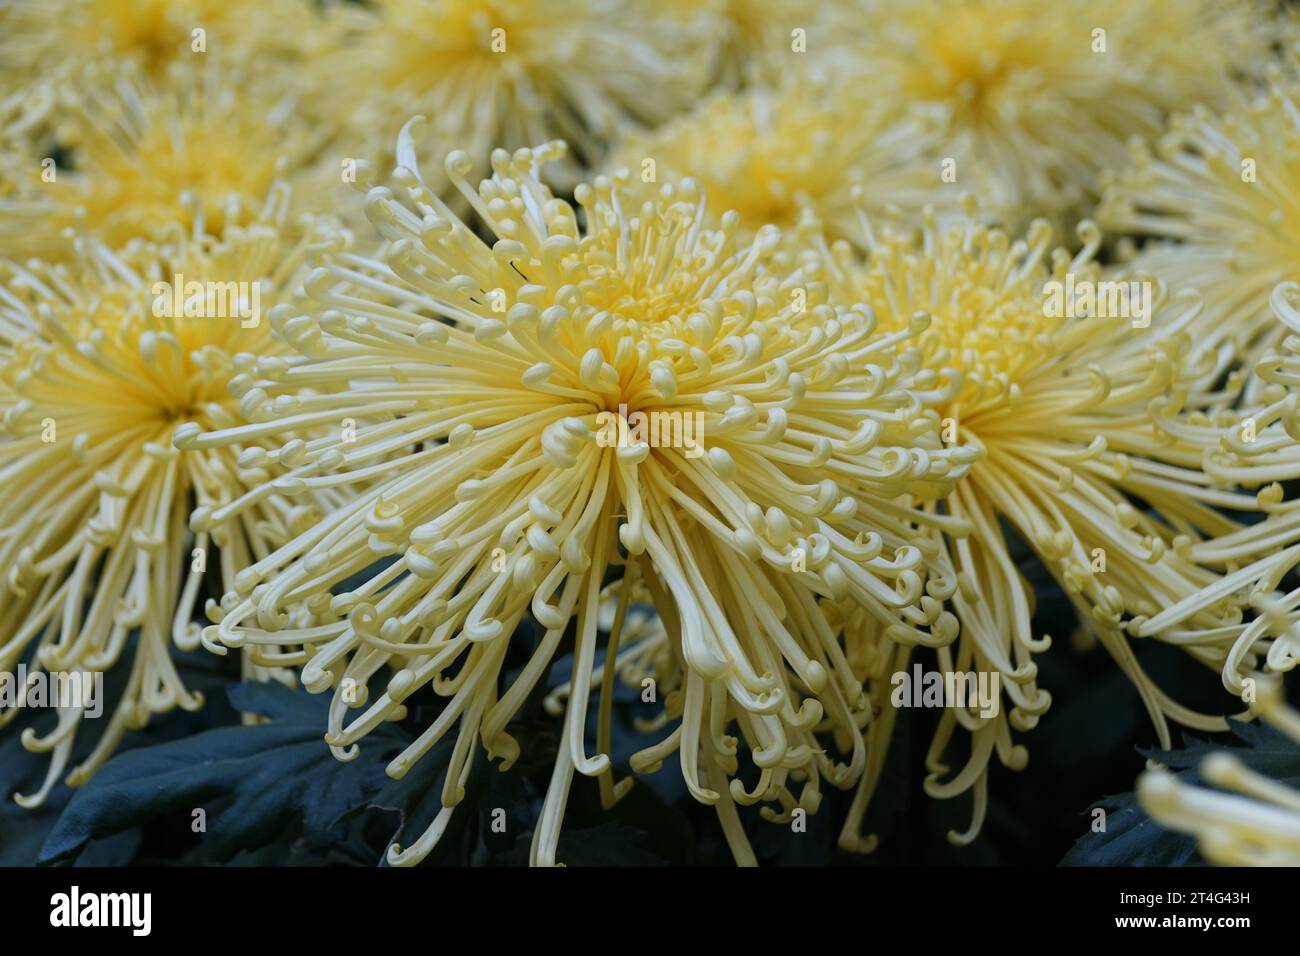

{"left": 0, "top": 0, "right": 336, "bottom": 142}
{"left": 849, "top": 0, "right": 1282, "bottom": 229}
{"left": 1101, "top": 66, "right": 1300, "bottom": 373}
{"left": 609, "top": 73, "right": 962, "bottom": 244}
{"left": 315, "top": 0, "right": 714, "bottom": 193}
{"left": 0, "top": 54, "right": 355, "bottom": 260}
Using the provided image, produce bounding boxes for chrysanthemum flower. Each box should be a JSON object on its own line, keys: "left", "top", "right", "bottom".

{"left": 0, "top": 0, "right": 333, "bottom": 90}
{"left": 316, "top": 0, "right": 711, "bottom": 190}
{"left": 178, "top": 122, "right": 978, "bottom": 865}
{"left": 0, "top": 57, "right": 340, "bottom": 261}
{"left": 854, "top": 0, "right": 1280, "bottom": 227}
{"left": 798, "top": 209, "right": 1275, "bottom": 848}
{"left": 1135, "top": 282, "right": 1300, "bottom": 678}
{"left": 654, "top": 0, "right": 863, "bottom": 87}
{"left": 0, "top": 197, "right": 350, "bottom": 806}
{"left": 609, "top": 73, "right": 957, "bottom": 245}
{"left": 1100, "top": 71, "right": 1300, "bottom": 369}
{"left": 1138, "top": 683, "right": 1300, "bottom": 866}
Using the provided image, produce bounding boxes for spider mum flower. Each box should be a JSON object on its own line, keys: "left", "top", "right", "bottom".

{"left": 610, "top": 73, "right": 956, "bottom": 245}
{"left": 1138, "top": 683, "right": 1300, "bottom": 866}
{"left": 1100, "top": 72, "right": 1300, "bottom": 369}
{"left": 179, "top": 122, "right": 977, "bottom": 866}
{"left": 0, "top": 197, "right": 349, "bottom": 806}
{"left": 800, "top": 210, "right": 1275, "bottom": 848}
{"left": 318, "top": 0, "right": 710, "bottom": 190}
{"left": 1136, "top": 282, "right": 1300, "bottom": 678}
{"left": 856, "top": 0, "right": 1280, "bottom": 227}
{"left": 0, "top": 57, "right": 337, "bottom": 260}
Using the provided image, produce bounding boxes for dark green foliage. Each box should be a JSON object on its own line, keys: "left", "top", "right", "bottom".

{"left": 36, "top": 681, "right": 405, "bottom": 865}
{"left": 1062, "top": 721, "right": 1300, "bottom": 866}
{"left": 2, "top": 542, "right": 1295, "bottom": 866}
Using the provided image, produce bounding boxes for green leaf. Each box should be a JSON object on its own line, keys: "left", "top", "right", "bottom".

{"left": 37, "top": 681, "right": 407, "bottom": 865}
{"left": 0, "top": 644, "right": 239, "bottom": 866}
{"left": 363, "top": 733, "right": 460, "bottom": 867}
{"left": 1060, "top": 719, "right": 1300, "bottom": 866}
{"left": 1059, "top": 796, "right": 1201, "bottom": 867}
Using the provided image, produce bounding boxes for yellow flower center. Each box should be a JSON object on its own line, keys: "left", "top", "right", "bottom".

{"left": 62, "top": 0, "right": 235, "bottom": 70}
{"left": 64, "top": 115, "right": 280, "bottom": 247}
{"left": 375, "top": 0, "right": 539, "bottom": 89}
{"left": 890, "top": 1, "right": 1053, "bottom": 125}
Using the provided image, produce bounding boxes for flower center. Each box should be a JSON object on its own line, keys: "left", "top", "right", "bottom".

{"left": 66, "top": 116, "right": 279, "bottom": 247}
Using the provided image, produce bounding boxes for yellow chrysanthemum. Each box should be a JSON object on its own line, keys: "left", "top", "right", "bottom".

{"left": 655, "top": 0, "right": 862, "bottom": 87}
{"left": 0, "top": 0, "right": 333, "bottom": 89}
{"left": 798, "top": 209, "right": 1278, "bottom": 848}
{"left": 0, "top": 197, "right": 350, "bottom": 806}
{"left": 1136, "top": 282, "right": 1300, "bottom": 677}
{"left": 1100, "top": 72, "right": 1300, "bottom": 370}
{"left": 316, "top": 0, "right": 712, "bottom": 190}
{"left": 856, "top": 0, "right": 1280, "bottom": 227}
{"left": 0, "top": 57, "right": 342, "bottom": 261}
{"left": 1138, "top": 683, "right": 1300, "bottom": 866}
{"left": 610, "top": 74, "right": 958, "bottom": 245}
{"left": 177, "top": 123, "right": 979, "bottom": 866}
